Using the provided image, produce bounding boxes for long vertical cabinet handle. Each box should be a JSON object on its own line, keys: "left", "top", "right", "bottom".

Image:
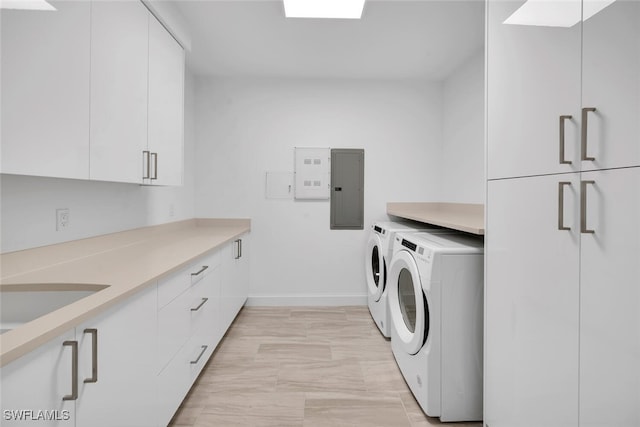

{"left": 559, "top": 115, "right": 572, "bottom": 164}
{"left": 558, "top": 182, "right": 572, "bottom": 230}
{"left": 150, "top": 152, "right": 158, "bottom": 180}
{"left": 62, "top": 341, "right": 78, "bottom": 401}
{"left": 234, "top": 239, "right": 241, "bottom": 260}
{"left": 581, "top": 107, "right": 597, "bottom": 161}
{"left": 142, "top": 151, "right": 150, "bottom": 179}
{"left": 581, "top": 180, "right": 596, "bottom": 234}
{"left": 83, "top": 328, "right": 98, "bottom": 383}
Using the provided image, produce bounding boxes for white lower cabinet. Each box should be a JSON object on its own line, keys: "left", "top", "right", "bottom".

{"left": 579, "top": 167, "right": 640, "bottom": 426}
{"left": 0, "top": 285, "right": 157, "bottom": 427}
{"left": 0, "top": 235, "right": 250, "bottom": 427}
{"left": 157, "top": 236, "right": 249, "bottom": 426}
{"left": 156, "top": 252, "right": 220, "bottom": 427}
{"left": 1, "top": 329, "right": 76, "bottom": 426}
{"left": 75, "top": 285, "right": 157, "bottom": 427}
{"left": 486, "top": 167, "right": 640, "bottom": 427}
{"left": 220, "top": 236, "right": 250, "bottom": 333}
{"left": 485, "top": 174, "right": 581, "bottom": 427}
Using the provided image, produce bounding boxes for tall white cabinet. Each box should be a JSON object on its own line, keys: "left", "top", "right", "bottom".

{"left": 485, "top": 1, "right": 640, "bottom": 426}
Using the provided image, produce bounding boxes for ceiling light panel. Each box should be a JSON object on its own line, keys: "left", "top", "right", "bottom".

{"left": 283, "top": 0, "right": 365, "bottom": 19}
{"left": 503, "top": 0, "right": 617, "bottom": 27}
{"left": 0, "top": 0, "right": 56, "bottom": 10}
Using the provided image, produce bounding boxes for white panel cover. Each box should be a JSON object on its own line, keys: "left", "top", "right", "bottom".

{"left": 294, "top": 147, "right": 330, "bottom": 199}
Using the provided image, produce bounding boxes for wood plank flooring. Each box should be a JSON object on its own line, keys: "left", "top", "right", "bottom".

{"left": 168, "top": 306, "right": 483, "bottom": 427}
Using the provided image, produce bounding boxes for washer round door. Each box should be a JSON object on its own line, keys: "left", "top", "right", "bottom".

{"left": 365, "top": 233, "right": 385, "bottom": 301}
{"left": 388, "top": 250, "right": 429, "bottom": 355}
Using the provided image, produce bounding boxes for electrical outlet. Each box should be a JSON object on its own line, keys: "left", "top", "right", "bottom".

{"left": 169, "top": 203, "right": 175, "bottom": 218}
{"left": 56, "top": 208, "right": 70, "bottom": 231}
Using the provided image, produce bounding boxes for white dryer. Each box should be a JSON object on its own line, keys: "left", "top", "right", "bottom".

{"left": 387, "top": 231, "right": 484, "bottom": 422}
{"left": 365, "top": 221, "right": 451, "bottom": 338}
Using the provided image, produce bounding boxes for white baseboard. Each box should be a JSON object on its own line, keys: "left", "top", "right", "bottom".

{"left": 246, "top": 294, "right": 367, "bottom": 307}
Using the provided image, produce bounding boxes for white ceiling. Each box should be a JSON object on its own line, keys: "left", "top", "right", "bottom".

{"left": 173, "top": 0, "right": 485, "bottom": 80}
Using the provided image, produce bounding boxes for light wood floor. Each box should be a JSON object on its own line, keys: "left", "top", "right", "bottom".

{"left": 168, "top": 306, "right": 483, "bottom": 427}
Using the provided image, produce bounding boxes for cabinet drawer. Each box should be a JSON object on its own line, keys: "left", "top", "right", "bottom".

{"left": 158, "top": 251, "right": 220, "bottom": 309}
{"left": 186, "top": 333, "right": 216, "bottom": 382}
{"left": 189, "top": 250, "right": 219, "bottom": 286}
{"left": 158, "top": 289, "right": 191, "bottom": 372}
{"left": 157, "top": 266, "right": 191, "bottom": 309}
{"left": 157, "top": 345, "right": 192, "bottom": 427}
{"left": 158, "top": 270, "right": 218, "bottom": 372}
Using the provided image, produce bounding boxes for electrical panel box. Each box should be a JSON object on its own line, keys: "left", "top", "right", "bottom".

{"left": 330, "top": 149, "right": 364, "bottom": 230}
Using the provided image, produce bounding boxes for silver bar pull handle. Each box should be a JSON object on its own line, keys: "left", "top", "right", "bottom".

{"left": 234, "top": 239, "right": 241, "bottom": 260}
{"left": 581, "top": 180, "right": 596, "bottom": 234}
{"left": 559, "top": 115, "right": 572, "bottom": 164}
{"left": 558, "top": 182, "right": 572, "bottom": 231}
{"left": 142, "top": 151, "right": 150, "bottom": 179}
{"left": 191, "top": 297, "right": 209, "bottom": 312}
{"left": 150, "top": 152, "right": 158, "bottom": 180}
{"left": 190, "top": 345, "right": 208, "bottom": 364}
{"left": 83, "top": 328, "right": 98, "bottom": 383}
{"left": 62, "top": 340, "right": 78, "bottom": 401}
{"left": 191, "top": 266, "right": 209, "bottom": 277}
{"left": 239, "top": 238, "right": 243, "bottom": 259}
{"left": 581, "top": 107, "right": 597, "bottom": 161}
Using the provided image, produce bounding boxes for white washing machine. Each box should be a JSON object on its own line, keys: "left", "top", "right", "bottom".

{"left": 387, "top": 231, "right": 484, "bottom": 422}
{"left": 365, "top": 221, "right": 452, "bottom": 338}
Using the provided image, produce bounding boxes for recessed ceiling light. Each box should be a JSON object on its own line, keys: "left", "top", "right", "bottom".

{"left": 0, "top": 0, "right": 56, "bottom": 10}
{"left": 504, "top": 0, "right": 615, "bottom": 28}
{"left": 283, "top": 0, "right": 365, "bottom": 19}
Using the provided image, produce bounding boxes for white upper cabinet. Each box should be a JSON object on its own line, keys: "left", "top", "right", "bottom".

{"left": 487, "top": 0, "right": 582, "bottom": 180}
{"left": 488, "top": 0, "right": 640, "bottom": 180}
{"left": 89, "top": 1, "right": 149, "bottom": 184}
{"left": 581, "top": 0, "right": 640, "bottom": 171}
{"left": 1, "top": 1, "right": 91, "bottom": 179}
{"left": 147, "top": 15, "right": 185, "bottom": 186}
{"left": 1, "top": 1, "right": 184, "bottom": 186}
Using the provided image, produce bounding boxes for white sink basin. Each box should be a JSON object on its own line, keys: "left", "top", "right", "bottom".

{"left": 0, "top": 285, "right": 108, "bottom": 334}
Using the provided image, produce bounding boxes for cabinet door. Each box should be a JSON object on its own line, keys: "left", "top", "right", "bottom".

{"left": 579, "top": 167, "right": 640, "bottom": 426}
{"left": 487, "top": 0, "right": 582, "bottom": 180}
{"left": 485, "top": 175, "right": 580, "bottom": 427}
{"left": 75, "top": 285, "right": 157, "bottom": 427}
{"left": 233, "top": 236, "right": 250, "bottom": 310}
{"left": 581, "top": 0, "right": 640, "bottom": 171}
{"left": 147, "top": 15, "right": 184, "bottom": 186}
{"left": 89, "top": 1, "right": 149, "bottom": 184}
{"left": 1, "top": 1, "right": 90, "bottom": 179}
{"left": 0, "top": 330, "right": 76, "bottom": 427}
{"left": 220, "top": 237, "right": 249, "bottom": 332}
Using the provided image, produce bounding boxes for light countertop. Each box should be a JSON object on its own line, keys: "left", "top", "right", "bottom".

{"left": 0, "top": 218, "right": 250, "bottom": 367}
{"left": 387, "top": 202, "right": 484, "bottom": 235}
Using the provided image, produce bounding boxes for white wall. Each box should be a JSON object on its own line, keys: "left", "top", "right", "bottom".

{"left": 194, "top": 77, "right": 443, "bottom": 305}
{"left": 0, "top": 71, "right": 197, "bottom": 253}
{"left": 441, "top": 49, "right": 485, "bottom": 203}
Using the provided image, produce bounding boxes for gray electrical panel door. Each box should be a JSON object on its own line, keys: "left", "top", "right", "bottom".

{"left": 330, "top": 149, "right": 364, "bottom": 230}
